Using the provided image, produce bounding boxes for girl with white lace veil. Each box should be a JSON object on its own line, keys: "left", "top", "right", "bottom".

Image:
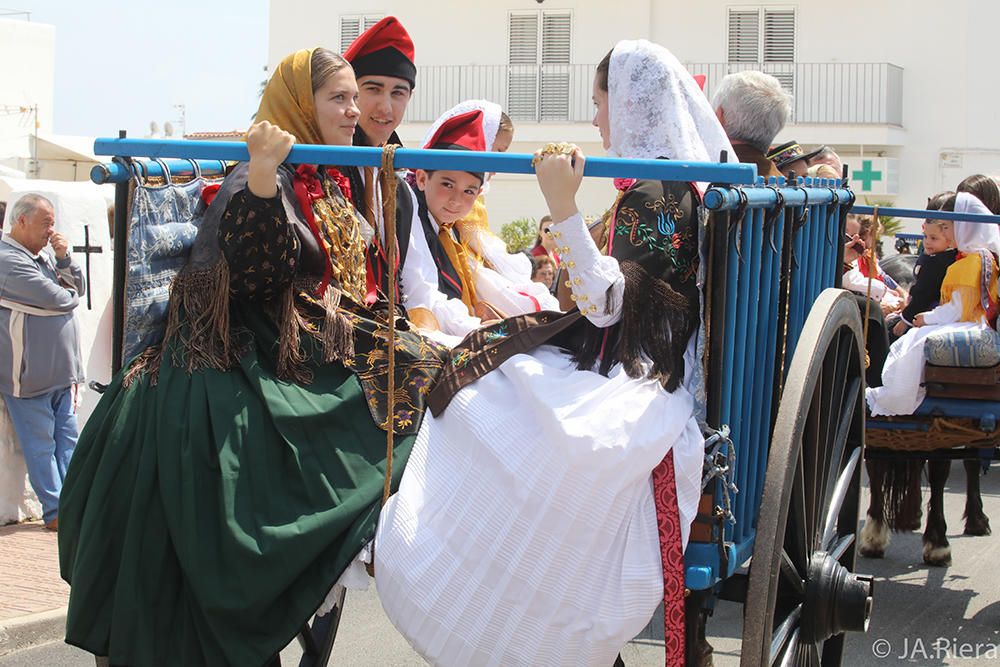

{"left": 375, "top": 39, "right": 729, "bottom": 666}
{"left": 607, "top": 41, "right": 734, "bottom": 167}
{"left": 867, "top": 192, "right": 1000, "bottom": 416}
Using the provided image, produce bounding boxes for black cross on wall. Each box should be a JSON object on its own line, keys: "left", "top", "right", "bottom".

{"left": 72, "top": 224, "right": 102, "bottom": 310}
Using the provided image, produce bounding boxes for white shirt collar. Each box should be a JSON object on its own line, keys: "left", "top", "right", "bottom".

{"left": 1, "top": 235, "right": 44, "bottom": 260}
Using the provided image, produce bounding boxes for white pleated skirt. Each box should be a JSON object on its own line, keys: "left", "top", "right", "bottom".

{"left": 374, "top": 345, "right": 704, "bottom": 667}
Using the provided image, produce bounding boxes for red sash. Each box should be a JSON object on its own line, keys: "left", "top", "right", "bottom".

{"left": 652, "top": 451, "right": 686, "bottom": 667}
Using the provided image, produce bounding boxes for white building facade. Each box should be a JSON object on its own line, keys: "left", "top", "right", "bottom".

{"left": 0, "top": 15, "right": 100, "bottom": 182}
{"left": 0, "top": 17, "right": 55, "bottom": 176}
{"left": 269, "top": 0, "right": 1000, "bottom": 230}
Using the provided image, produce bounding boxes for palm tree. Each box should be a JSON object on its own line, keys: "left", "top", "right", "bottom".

{"left": 864, "top": 197, "right": 903, "bottom": 258}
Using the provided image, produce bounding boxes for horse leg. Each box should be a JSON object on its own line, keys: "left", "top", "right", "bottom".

{"left": 684, "top": 589, "right": 714, "bottom": 667}
{"left": 963, "top": 456, "right": 991, "bottom": 536}
{"left": 860, "top": 459, "right": 890, "bottom": 558}
{"left": 923, "top": 460, "right": 952, "bottom": 566}
{"left": 902, "top": 459, "right": 924, "bottom": 531}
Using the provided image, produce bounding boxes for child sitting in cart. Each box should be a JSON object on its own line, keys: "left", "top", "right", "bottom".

{"left": 842, "top": 213, "right": 906, "bottom": 314}
{"left": 403, "top": 102, "right": 559, "bottom": 342}
{"left": 866, "top": 192, "right": 1000, "bottom": 416}
{"left": 890, "top": 195, "right": 958, "bottom": 339}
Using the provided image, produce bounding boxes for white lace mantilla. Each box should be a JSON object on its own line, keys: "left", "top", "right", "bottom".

{"left": 608, "top": 40, "right": 735, "bottom": 167}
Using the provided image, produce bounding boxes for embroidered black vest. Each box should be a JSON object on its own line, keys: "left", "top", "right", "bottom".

{"left": 344, "top": 166, "right": 414, "bottom": 299}
{"left": 414, "top": 188, "right": 465, "bottom": 302}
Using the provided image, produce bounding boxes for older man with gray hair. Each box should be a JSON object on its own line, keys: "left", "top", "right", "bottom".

{"left": 0, "top": 193, "right": 85, "bottom": 531}
{"left": 712, "top": 71, "right": 792, "bottom": 180}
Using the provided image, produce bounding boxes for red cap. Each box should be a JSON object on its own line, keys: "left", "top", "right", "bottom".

{"left": 692, "top": 74, "right": 707, "bottom": 91}
{"left": 344, "top": 16, "right": 416, "bottom": 88}
{"left": 423, "top": 110, "right": 487, "bottom": 152}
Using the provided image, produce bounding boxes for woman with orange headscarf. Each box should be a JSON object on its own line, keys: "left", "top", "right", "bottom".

{"left": 57, "top": 48, "right": 446, "bottom": 667}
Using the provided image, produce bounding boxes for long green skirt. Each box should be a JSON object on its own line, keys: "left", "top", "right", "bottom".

{"left": 58, "top": 304, "right": 434, "bottom": 666}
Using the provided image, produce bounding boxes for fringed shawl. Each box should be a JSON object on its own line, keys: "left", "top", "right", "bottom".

{"left": 130, "top": 162, "right": 358, "bottom": 385}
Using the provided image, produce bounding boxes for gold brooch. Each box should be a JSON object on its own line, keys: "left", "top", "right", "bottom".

{"left": 532, "top": 142, "right": 577, "bottom": 168}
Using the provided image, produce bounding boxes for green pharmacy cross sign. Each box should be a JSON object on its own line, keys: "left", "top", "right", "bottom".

{"left": 852, "top": 159, "right": 883, "bottom": 192}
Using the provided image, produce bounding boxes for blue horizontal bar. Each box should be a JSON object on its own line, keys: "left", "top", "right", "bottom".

{"left": 703, "top": 185, "right": 852, "bottom": 210}
{"left": 852, "top": 205, "right": 1000, "bottom": 225}
{"left": 92, "top": 138, "right": 758, "bottom": 184}
{"left": 90, "top": 159, "right": 228, "bottom": 184}
{"left": 915, "top": 397, "right": 1000, "bottom": 422}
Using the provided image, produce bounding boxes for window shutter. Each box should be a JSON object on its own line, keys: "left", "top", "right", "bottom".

{"left": 340, "top": 15, "right": 383, "bottom": 52}
{"left": 508, "top": 13, "right": 540, "bottom": 120}
{"left": 541, "top": 12, "right": 571, "bottom": 64}
{"left": 508, "top": 13, "right": 539, "bottom": 64}
{"left": 539, "top": 12, "right": 571, "bottom": 120}
{"left": 762, "top": 9, "right": 795, "bottom": 97}
{"left": 508, "top": 69, "right": 539, "bottom": 120}
{"left": 539, "top": 71, "right": 569, "bottom": 120}
{"left": 340, "top": 16, "right": 361, "bottom": 53}
{"left": 728, "top": 9, "right": 760, "bottom": 63}
{"left": 763, "top": 10, "right": 795, "bottom": 63}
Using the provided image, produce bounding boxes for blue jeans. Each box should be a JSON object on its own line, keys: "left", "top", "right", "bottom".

{"left": 2, "top": 388, "right": 78, "bottom": 523}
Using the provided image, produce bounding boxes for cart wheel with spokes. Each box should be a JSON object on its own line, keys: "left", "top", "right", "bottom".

{"left": 741, "top": 289, "right": 874, "bottom": 667}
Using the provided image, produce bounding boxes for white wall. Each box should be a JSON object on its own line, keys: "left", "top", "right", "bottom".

{"left": 0, "top": 18, "right": 56, "bottom": 174}
{"left": 268, "top": 0, "right": 656, "bottom": 69}
{"left": 654, "top": 0, "right": 1000, "bottom": 213}
{"left": 269, "top": 0, "right": 1000, "bottom": 227}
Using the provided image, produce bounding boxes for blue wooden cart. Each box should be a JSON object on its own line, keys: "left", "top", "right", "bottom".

{"left": 89, "top": 140, "right": 874, "bottom": 667}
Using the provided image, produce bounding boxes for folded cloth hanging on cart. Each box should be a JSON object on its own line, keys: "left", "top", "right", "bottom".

{"left": 124, "top": 172, "right": 221, "bottom": 362}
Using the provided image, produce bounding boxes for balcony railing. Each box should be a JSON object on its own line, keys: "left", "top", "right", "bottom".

{"left": 407, "top": 62, "right": 903, "bottom": 127}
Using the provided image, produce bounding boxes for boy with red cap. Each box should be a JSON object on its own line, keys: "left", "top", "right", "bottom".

{"left": 402, "top": 109, "right": 558, "bottom": 340}
{"left": 342, "top": 16, "right": 437, "bottom": 316}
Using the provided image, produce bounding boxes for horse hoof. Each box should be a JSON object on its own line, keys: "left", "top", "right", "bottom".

{"left": 860, "top": 514, "right": 890, "bottom": 558}
{"left": 859, "top": 545, "right": 884, "bottom": 559}
{"left": 964, "top": 514, "right": 992, "bottom": 537}
{"left": 689, "top": 638, "right": 714, "bottom": 667}
{"left": 923, "top": 543, "right": 952, "bottom": 567}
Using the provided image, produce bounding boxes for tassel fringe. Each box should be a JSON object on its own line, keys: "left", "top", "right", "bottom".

{"left": 321, "top": 286, "right": 355, "bottom": 363}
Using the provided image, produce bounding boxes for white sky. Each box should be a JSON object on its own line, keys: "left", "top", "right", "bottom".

{"left": 8, "top": 0, "right": 268, "bottom": 138}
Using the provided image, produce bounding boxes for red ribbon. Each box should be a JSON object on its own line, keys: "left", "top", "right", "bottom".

{"left": 614, "top": 177, "right": 637, "bottom": 192}
{"left": 516, "top": 291, "right": 542, "bottom": 312}
{"left": 200, "top": 183, "right": 221, "bottom": 207}
{"left": 292, "top": 164, "right": 334, "bottom": 296}
{"left": 326, "top": 166, "right": 351, "bottom": 202}
{"left": 365, "top": 235, "right": 401, "bottom": 306}
{"left": 652, "top": 452, "right": 686, "bottom": 667}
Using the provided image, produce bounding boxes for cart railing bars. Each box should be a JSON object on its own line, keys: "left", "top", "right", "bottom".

{"left": 851, "top": 204, "right": 1000, "bottom": 225}
{"left": 688, "top": 178, "right": 852, "bottom": 589}
{"left": 91, "top": 158, "right": 228, "bottom": 185}
{"left": 92, "top": 138, "right": 759, "bottom": 184}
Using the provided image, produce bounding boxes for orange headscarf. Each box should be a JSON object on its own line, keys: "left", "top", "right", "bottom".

{"left": 254, "top": 48, "right": 325, "bottom": 146}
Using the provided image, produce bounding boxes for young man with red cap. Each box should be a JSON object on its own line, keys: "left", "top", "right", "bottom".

{"left": 342, "top": 16, "right": 436, "bottom": 314}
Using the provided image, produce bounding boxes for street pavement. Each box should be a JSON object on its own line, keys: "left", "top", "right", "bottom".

{"left": 4, "top": 464, "right": 1000, "bottom": 666}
